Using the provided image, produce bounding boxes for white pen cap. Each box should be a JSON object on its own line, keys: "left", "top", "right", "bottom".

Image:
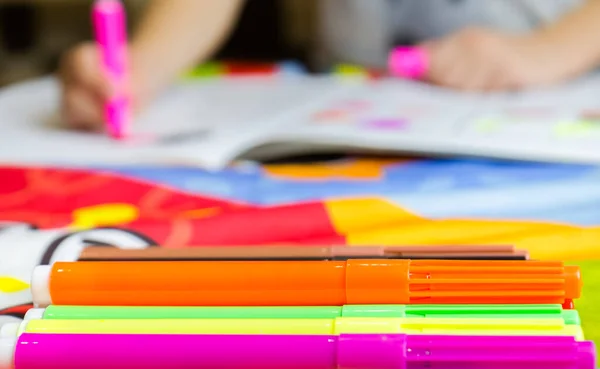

{"left": 31, "top": 266, "right": 52, "bottom": 307}
{"left": 24, "top": 309, "right": 44, "bottom": 321}
{"left": 0, "top": 322, "right": 23, "bottom": 340}
{"left": 0, "top": 337, "right": 15, "bottom": 369}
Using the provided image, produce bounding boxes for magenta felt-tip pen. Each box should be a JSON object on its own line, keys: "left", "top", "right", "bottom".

{"left": 92, "top": 0, "right": 130, "bottom": 139}
{"left": 0, "top": 333, "right": 594, "bottom": 369}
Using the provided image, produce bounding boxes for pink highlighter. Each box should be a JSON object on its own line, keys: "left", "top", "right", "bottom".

{"left": 92, "top": 0, "right": 130, "bottom": 140}
{"left": 388, "top": 46, "right": 429, "bottom": 79}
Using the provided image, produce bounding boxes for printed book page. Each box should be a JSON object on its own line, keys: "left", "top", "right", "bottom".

{"left": 0, "top": 76, "right": 347, "bottom": 168}
{"left": 259, "top": 75, "right": 600, "bottom": 164}
{"left": 1, "top": 74, "right": 600, "bottom": 168}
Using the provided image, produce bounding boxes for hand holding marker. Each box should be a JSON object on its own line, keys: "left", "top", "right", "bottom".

{"left": 92, "top": 0, "right": 130, "bottom": 139}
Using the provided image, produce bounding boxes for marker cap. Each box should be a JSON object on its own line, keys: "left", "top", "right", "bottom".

{"left": 31, "top": 265, "right": 52, "bottom": 307}
{"left": 388, "top": 46, "right": 428, "bottom": 79}
{"left": 565, "top": 266, "right": 582, "bottom": 299}
{"left": 577, "top": 341, "right": 596, "bottom": 369}
{"left": 342, "top": 305, "right": 407, "bottom": 318}
{"left": 346, "top": 260, "right": 410, "bottom": 304}
{"left": 24, "top": 309, "right": 45, "bottom": 321}
{"left": 0, "top": 338, "right": 14, "bottom": 369}
{"left": 335, "top": 318, "right": 408, "bottom": 335}
{"left": 562, "top": 309, "right": 581, "bottom": 325}
{"left": 565, "top": 325, "right": 586, "bottom": 341}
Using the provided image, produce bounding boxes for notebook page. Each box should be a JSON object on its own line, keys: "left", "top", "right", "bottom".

{"left": 454, "top": 74, "right": 600, "bottom": 162}
{"left": 263, "top": 78, "right": 484, "bottom": 153}
{"left": 261, "top": 76, "right": 600, "bottom": 164}
{"left": 0, "top": 76, "right": 345, "bottom": 168}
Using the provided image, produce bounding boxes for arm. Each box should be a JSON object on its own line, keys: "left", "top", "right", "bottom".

{"left": 131, "top": 0, "right": 245, "bottom": 106}
{"left": 421, "top": 0, "right": 600, "bottom": 91}
{"left": 529, "top": 0, "right": 600, "bottom": 80}
{"left": 60, "top": 0, "right": 244, "bottom": 129}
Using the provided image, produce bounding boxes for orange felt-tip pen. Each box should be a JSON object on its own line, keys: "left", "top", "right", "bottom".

{"left": 31, "top": 260, "right": 581, "bottom": 307}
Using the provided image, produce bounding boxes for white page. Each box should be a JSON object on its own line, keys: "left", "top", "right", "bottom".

{"left": 453, "top": 74, "right": 600, "bottom": 162}
{"left": 158, "top": 76, "right": 353, "bottom": 168}
{"left": 2, "top": 74, "right": 600, "bottom": 168}
{"left": 263, "top": 78, "right": 488, "bottom": 154}
{"left": 0, "top": 76, "right": 347, "bottom": 169}
{"left": 261, "top": 75, "right": 600, "bottom": 164}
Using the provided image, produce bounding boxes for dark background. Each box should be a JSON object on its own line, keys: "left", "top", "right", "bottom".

{"left": 0, "top": 0, "right": 312, "bottom": 86}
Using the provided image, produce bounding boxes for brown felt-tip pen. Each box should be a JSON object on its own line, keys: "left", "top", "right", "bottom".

{"left": 78, "top": 245, "right": 529, "bottom": 261}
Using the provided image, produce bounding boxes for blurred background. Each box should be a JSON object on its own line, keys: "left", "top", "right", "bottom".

{"left": 0, "top": 0, "right": 318, "bottom": 86}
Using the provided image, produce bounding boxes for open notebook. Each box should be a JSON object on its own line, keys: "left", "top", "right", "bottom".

{"left": 1, "top": 73, "right": 600, "bottom": 169}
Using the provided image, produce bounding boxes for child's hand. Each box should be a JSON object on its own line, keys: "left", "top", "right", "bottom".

{"left": 420, "top": 28, "right": 558, "bottom": 92}
{"left": 59, "top": 43, "right": 113, "bottom": 131}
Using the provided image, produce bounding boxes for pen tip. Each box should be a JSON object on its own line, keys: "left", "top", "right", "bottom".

{"left": 111, "top": 132, "right": 127, "bottom": 140}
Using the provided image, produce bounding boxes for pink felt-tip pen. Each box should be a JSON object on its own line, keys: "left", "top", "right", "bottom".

{"left": 92, "top": 0, "right": 130, "bottom": 139}
{"left": 388, "top": 46, "right": 429, "bottom": 79}
{"left": 0, "top": 333, "right": 594, "bottom": 369}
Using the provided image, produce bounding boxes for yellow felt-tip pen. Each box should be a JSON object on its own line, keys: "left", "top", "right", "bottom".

{"left": 0, "top": 317, "right": 584, "bottom": 340}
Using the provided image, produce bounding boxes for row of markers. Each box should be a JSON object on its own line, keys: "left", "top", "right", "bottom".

{"left": 0, "top": 244, "right": 595, "bottom": 369}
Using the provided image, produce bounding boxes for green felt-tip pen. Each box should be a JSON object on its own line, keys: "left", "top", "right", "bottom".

{"left": 25, "top": 304, "right": 580, "bottom": 325}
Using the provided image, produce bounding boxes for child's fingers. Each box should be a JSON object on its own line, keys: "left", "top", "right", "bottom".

{"left": 422, "top": 38, "right": 497, "bottom": 91}
{"left": 436, "top": 64, "right": 466, "bottom": 89}
{"left": 482, "top": 73, "right": 510, "bottom": 91}
{"left": 418, "top": 40, "right": 443, "bottom": 82}
{"left": 423, "top": 40, "right": 467, "bottom": 88}
{"left": 422, "top": 40, "right": 454, "bottom": 80}
{"left": 60, "top": 44, "right": 113, "bottom": 100}
{"left": 458, "top": 63, "right": 497, "bottom": 91}
{"left": 61, "top": 87, "right": 105, "bottom": 131}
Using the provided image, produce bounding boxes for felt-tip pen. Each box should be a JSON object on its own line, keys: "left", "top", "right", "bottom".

{"left": 0, "top": 317, "right": 584, "bottom": 340}
{"left": 77, "top": 245, "right": 529, "bottom": 261}
{"left": 92, "top": 0, "right": 130, "bottom": 139}
{"left": 0, "top": 333, "right": 594, "bottom": 369}
{"left": 31, "top": 260, "right": 582, "bottom": 307}
{"left": 23, "top": 304, "right": 580, "bottom": 324}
